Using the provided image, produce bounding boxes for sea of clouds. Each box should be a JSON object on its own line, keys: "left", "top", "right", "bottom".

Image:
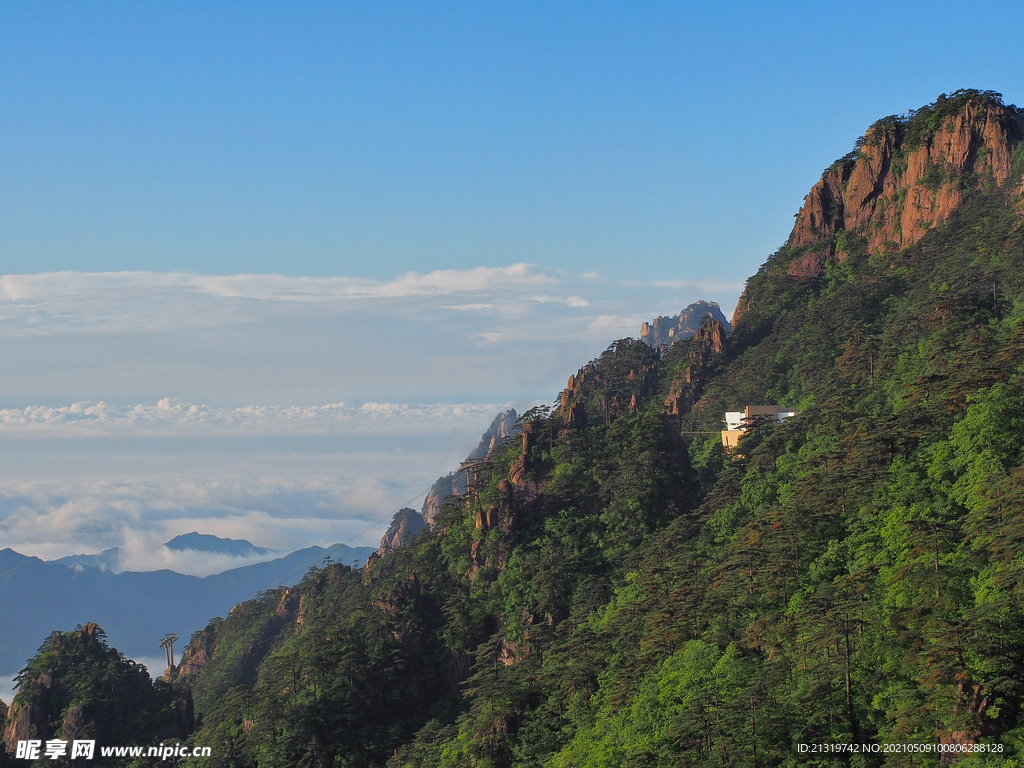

{"left": 0, "top": 265, "right": 741, "bottom": 573}
{"left": 0, "top": 417, "right": 503, "bottom": 571}
{"left": 0, "top": 398, "right": 505, "bottom": 437}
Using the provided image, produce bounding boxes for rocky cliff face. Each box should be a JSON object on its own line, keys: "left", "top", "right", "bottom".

{"left": 558, "top": 339, "right": 660, "bottom": 431}
{"left": 379, "top": 508, "right": 427, "bottom": 554}
{"left": 733, "top": 91, "right": 1024, "bottom": 327}
{"left": 792, "top": 91, "right": 1023, "bottom": 263}
{"left": 467, "top": 409, "right": 518, "bottom": 460}
{"left": 663, "top": 316, "right": 728, "bottom": 427}
{"left": 420, "top": 409, "right": 519, "bottom": 525}
{"left": 640, "top": 300, "right": 730, "bottom": 348}
{"left": 174, "top": 583, "right": 316, "bottom": 712}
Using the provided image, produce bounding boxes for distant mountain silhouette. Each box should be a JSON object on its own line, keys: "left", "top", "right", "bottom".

{"left": 54, "top": 547, "right": 123, "bottom": 571}
{"left": 165, "top": 532, "right": 270, "bottom": 557}
{"left": 0, "top": 542, "right": 375, "bottom": 675}
{"left": 54, "top": 533, "right": 272, "bottom": 572}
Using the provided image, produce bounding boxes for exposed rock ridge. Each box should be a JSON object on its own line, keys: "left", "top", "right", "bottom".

{"left": 664, "top": 316, "right": 728, "bottom": 428}
{"left": 731, "top": 91, "right": 1024, "bottom": 328}
{"left": 790, "top": 90, "right": 1024, "bottom": 260}
{"left": 379, "top": 508, "right": 427, "bottom": 555}
{"left": 470, "top": 479, "right": 518, "bottom": 574}
{"left": 467, "top": 409, "right": 518, "bottom": 460}
{"left": 640, "top": 300, "right": 731, "bottom": 348}
{"left": 508, "top": 420, "right": 538, "bottom": 486}
{"left": 559, "top": 339, "right": 659, "bottom": 428}
{"left": 176, "top": 584, "right": 310, "bottom": 701}
{"left": 420, "top": 409, "right": 519, "bottom": 525}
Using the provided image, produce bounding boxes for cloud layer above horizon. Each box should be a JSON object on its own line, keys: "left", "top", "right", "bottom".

{"left": 0, "top": 398, "right": 505, "bottom": 437}
{"left": 0, "top": 265, "right": 742, "bottom": 568}
{"left": 0, "top": 265, "right": 737, "bottom": 349}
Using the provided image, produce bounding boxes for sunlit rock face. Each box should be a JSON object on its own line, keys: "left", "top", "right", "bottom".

{"left": 789, "top": 92, "right": 1024, "bottom": 263}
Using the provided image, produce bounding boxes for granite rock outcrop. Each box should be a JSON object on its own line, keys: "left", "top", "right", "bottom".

{"left": 379, "top": 508, "right": 427, "bottom": 555}
{"left": 790, "top": 90, "right": 1024, "bottom": 267}
{"left": 640, "top": 300, "right": 731, "bottom": 348}
{"left": 732, "top": 91, "right": 1024, "bottom": 328}
{"left": 420, "top": 409, "right": 519, "bottom": 526}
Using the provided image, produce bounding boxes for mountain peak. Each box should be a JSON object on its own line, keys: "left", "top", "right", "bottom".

{"left": 639, "top": 300, "right": 730, "bottom": 348}
{"left": 164, "top": 532, "right": 270, "bottom": 557}
{"left": 787, "top": 90, "right": 1024, "bottom": 273}
{"left": 378, "top": 508, "right": 426, "bottom": 555}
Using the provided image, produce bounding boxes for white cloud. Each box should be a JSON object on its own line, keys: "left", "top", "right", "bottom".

{"left": 0, "top": 265, "right": 743, "bottom": 574}
{"left": 116, "top": 542, "right": 281, "bottom": 578}
{"left": 469, "top": 332, "right": 505, "bottom": 348}
{"left": 0, "top": 465, "right": 440, "bottom": 568}
{"left": 441, "top": 303, "right": 494, "bottom": 311}
{"left": 529, "top": 295, "right": 591, "bottom": 307}
{"left": 588, "top": 314, "right": 642, "bottom": 331}
{"left": 0, "top": 266, "right": 740, "bottom": 342}
{"left": 0, "top": 264, "right": 744, "bottom": 407}
{"left": 0, "top": 399, "right": 508, "bottom": 437}
{"left": 627, "top": 277, "right": 746, "bottom": 294}
{"left": 172, "top": 264, "right": 559, "bottom": 301}
{"left": 0, "top": 395, "right": 529, "bottom": 567}
{"left": 0, "top": 266, "right": 540, "bottom": 303}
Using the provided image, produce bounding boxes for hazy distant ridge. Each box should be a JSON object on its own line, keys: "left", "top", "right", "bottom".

{"left": 0, "top": 542, "right": 375, "bottom": 674}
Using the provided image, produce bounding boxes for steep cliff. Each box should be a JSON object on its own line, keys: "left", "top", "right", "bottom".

{"left": 733, "top": 91, "right": 1024, "bottom": 327}
{"left": 174, "top": 586, "right": 305, "bottom": 713}
{"left": 420, "top": 408, "right": 519, "bottom": 525}
{"left": 467, "top": 409, "right": 518, "bottom": 460}
{"left": 379, "top": 508, "right": 427, "bottom": 554}
{"left": 791, "top": 90, "right": 1022, "bottom": 269}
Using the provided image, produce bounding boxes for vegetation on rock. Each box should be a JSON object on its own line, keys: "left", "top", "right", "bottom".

{"left": 1, "top": 624, "right": 188, "bottom": 767}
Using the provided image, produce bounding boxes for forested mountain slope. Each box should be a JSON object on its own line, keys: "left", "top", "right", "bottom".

{"left": 169, "top": 89, "right": 1024, "bottom": 767}
{"left": 8, "top": 89, "right": 1024, "bottom": 767}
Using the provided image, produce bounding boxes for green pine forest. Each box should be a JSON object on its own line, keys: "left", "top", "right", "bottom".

{"left": 8, "top": 90, "right": 1024, "bottom": 767}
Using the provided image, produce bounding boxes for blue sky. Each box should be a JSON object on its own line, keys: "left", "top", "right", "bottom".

{"left": 3, "top": 1, "right": 1022, "bottom": 280}
{"left": 2, "top": 1, "right": 1024, "bottom": 577}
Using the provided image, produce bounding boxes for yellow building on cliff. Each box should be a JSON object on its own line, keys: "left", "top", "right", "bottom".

{"left": 721, "top": 405, "right": 797, "bottom": 450}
